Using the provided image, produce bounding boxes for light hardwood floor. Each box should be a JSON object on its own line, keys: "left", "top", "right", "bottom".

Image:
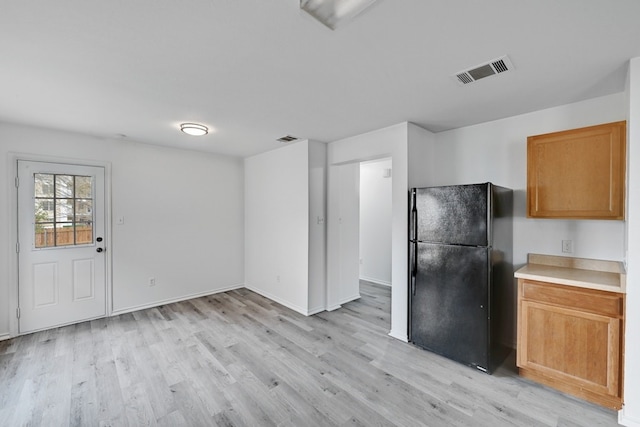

{"left": 0, "top": 281, "right": 620, "bottom": 426}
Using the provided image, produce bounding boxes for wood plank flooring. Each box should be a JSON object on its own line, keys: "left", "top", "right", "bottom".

{"left": 0, "top": 281, "right": 620, "bottom": 426}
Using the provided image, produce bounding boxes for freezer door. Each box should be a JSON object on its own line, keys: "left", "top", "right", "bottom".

{"left": 410, "top": 243, "right": 490, "bottom": 371}
{"left": 414, "top": 184, "right": 489, "bottom": 246}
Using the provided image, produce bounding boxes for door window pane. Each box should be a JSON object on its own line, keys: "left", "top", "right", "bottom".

{"left": 75, "top": 199, "right": 93, "bottom": 218}
{"left": 75, "top": 225, "right": 93, "bottom": 245}
{"left": 34, "top": 224, "right": 54, "bottom": 248}
{"left": 35, "top": 198, "right": 54, "bottom": 222}
{"left": 34, "top": 174, "right": 54, "bottom": 197}
{"left": 55, "top": 224, "right": 75, "bottom": 246}
{"left": 75, "top": 199, "right": 93, "bottom": 244}
{"left": 55, "top": 175, "right": 73, "bottom": 197}
{"left": 34, "top": 174, "right": 94, "bottom": 248}
{"left": 75, "top": 176, "right": 92, "bottom": 198}
{"left": 55, "top": 199, "right": 74, "bottom": 222}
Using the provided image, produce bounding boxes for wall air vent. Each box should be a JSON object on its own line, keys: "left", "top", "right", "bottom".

{"left": 277, "top": 135, "right": 299, "bottom": 143}
{"left": 452, "top": 55, "right": 515, "bottom": 86}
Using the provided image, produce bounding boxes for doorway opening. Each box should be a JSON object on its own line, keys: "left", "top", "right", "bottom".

{"left": 358, "top": 158, "right": 392, "bottom": 328}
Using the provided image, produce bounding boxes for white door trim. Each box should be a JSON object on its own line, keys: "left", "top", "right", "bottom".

{"left": 7, "top": 152, "right": 113, "bottom": 337}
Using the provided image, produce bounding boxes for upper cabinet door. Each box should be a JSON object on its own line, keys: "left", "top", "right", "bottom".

{"left": 527, "top": 121, "right": 626, "bottom": 220}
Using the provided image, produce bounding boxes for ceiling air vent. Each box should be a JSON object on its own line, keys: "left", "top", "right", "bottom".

{"left": 452, "top": 55, "right": 514, "bottom": 86}
{"left": 276, "top": 135, "right": 299, "bottom": 143}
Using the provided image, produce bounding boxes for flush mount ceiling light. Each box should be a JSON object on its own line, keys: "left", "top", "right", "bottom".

{"left": 300, "top": 0, "right": 378, "bottom": 30}
{"left": 180, "top": 123, "right": 208, "bottom": 136}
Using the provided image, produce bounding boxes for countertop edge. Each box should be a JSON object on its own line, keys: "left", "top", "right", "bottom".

{"left": 515, "top": 254, "right": 626, "bottom": 294}
{"left": 514, "top": 269, "right": 625, "bottom": 293}
{"left": 527, "top": 253, "right": 625, "bottom": 274}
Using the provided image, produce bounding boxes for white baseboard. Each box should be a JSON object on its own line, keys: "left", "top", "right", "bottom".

{"left": 360, "top": 276, "right": 392, "bottom": 287}
{"left": 0, "top": 333, "right": 11, "bottom": 342}
{"left": 323, "top": 294, "right": 361, "bottom": 313}
{"left": 244, "top": 286, "right": 312, "bottom": 316}
{"left": 340, "top": 294, "right": 361, "bottom": 305}
{"left": 307, "top": 306, "right": 326, "bottom": 315}
{"left": 111, "top": 283, "right": 244, "bottom": 317}
{"left": 619, "top": 407, "right": 640, "bottom": 427}
{"left": 388, "top": 330, "right": 408, "bottom": 342}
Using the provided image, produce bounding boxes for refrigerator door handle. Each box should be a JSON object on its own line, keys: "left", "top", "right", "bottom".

{"left": 410, "top": 242, "right": 417, "bottom": 296}
{"left": 410, "top": 189, "right": 417, "bottom": 242}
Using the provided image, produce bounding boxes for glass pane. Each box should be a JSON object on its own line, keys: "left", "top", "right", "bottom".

{"left": 76, "top": 223, "right": 93, "bottom": 245}
{"left": 35, "top": 223, "right": 55, "bottom": 248}
{"left": 75, "top": 176, "right": 92, "bottom": 198}
{"left": 56, "top": 199, "right": 74, "bottom": 222}
{"left": 75, "top": 199, "right": 93, "bottom": 217}
{"left": 56, "top": 199, "right": 73, "bottom": 222}
{"left": 55, "top": 175, "right": 74, "bottom": 197}
{"left": 35, "top": 199, "right": 54, "bottom": 222}
{"left": 35, "top": 174, "right": 54, "bottom": 197}
{"left": 55, "top": 223, "right": 75, "bottom": 246}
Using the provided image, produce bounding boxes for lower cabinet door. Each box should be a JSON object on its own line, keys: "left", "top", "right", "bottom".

{"left": 518, "top": 299, "right": 622, "bottom": 401}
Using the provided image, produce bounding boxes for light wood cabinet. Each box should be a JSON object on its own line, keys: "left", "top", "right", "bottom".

{"left": 527, "top": 121, "right": 626, "bottom": 219}
{"left": 517, "top": 279, "right": 624, "bottom": 410}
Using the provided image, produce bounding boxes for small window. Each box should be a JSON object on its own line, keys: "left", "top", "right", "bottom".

{"left": 34, "top": 174, "right": 94, "bottom": 248}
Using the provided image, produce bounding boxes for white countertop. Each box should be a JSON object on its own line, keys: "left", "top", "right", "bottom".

{"left": 514, "top": 253, "right": 626, "bottom": 293}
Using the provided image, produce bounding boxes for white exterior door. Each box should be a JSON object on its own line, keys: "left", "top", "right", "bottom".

{"left": 17, "top": 160, "right": 107, "bottom": 333}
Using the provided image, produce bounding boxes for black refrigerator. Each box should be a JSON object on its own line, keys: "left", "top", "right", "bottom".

{"left": 408, "top": 183, "right": 513, "bottom": 374}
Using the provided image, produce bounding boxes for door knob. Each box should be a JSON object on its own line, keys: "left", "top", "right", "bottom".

{"left": 96, "top": 247, "right": 104, "bottom": 253}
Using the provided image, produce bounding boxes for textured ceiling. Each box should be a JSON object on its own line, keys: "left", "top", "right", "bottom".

{"left": 1, "top": 0, "right": 639, "bottom": 157}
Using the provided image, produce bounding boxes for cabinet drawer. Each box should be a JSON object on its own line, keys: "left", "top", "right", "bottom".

{"left": 520, "top": 280, "right": 623, "bottom": 317}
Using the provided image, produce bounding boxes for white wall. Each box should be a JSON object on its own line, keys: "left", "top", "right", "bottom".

{"left": 0, "top": 122, "right": 245, "bottom": 337}
{"left": 337, "top": 163, "right": 361, "bottom": 303}
{"left": 244, "top": 141, "right": 310, "bottom": 314}
{"left": 245, "top": 139, "right": 327, "bottom": 316}
{"left": 434, "top": 92, "right": 627, "bottom": 268}
{"left": 408, "top": 123, "right": 437, "bottom": 188}
{"left": 308, "top": 140, "right": 327, "bottom": 314}
{"left": 621, "top": 57, "right": 640, "bottom": 427}
{"left": 359, "top": 159, "right": 392, "bottom": 286}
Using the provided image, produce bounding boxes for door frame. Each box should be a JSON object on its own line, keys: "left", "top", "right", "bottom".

{"left": 327, "top": 123, "right": 411, "bottom": 342}
{"left": 7, "top": 152, "right": 113, "bottom": 337}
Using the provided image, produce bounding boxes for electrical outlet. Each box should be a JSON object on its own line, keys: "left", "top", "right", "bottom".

{"left": 149, "top": 277, "right": 156, "bottom": 286}
{"left": 276, "top": 275, "right": 281, "bottom": 283}
{"left": 562, "top": 240, "right": 573, "bottom": 253}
